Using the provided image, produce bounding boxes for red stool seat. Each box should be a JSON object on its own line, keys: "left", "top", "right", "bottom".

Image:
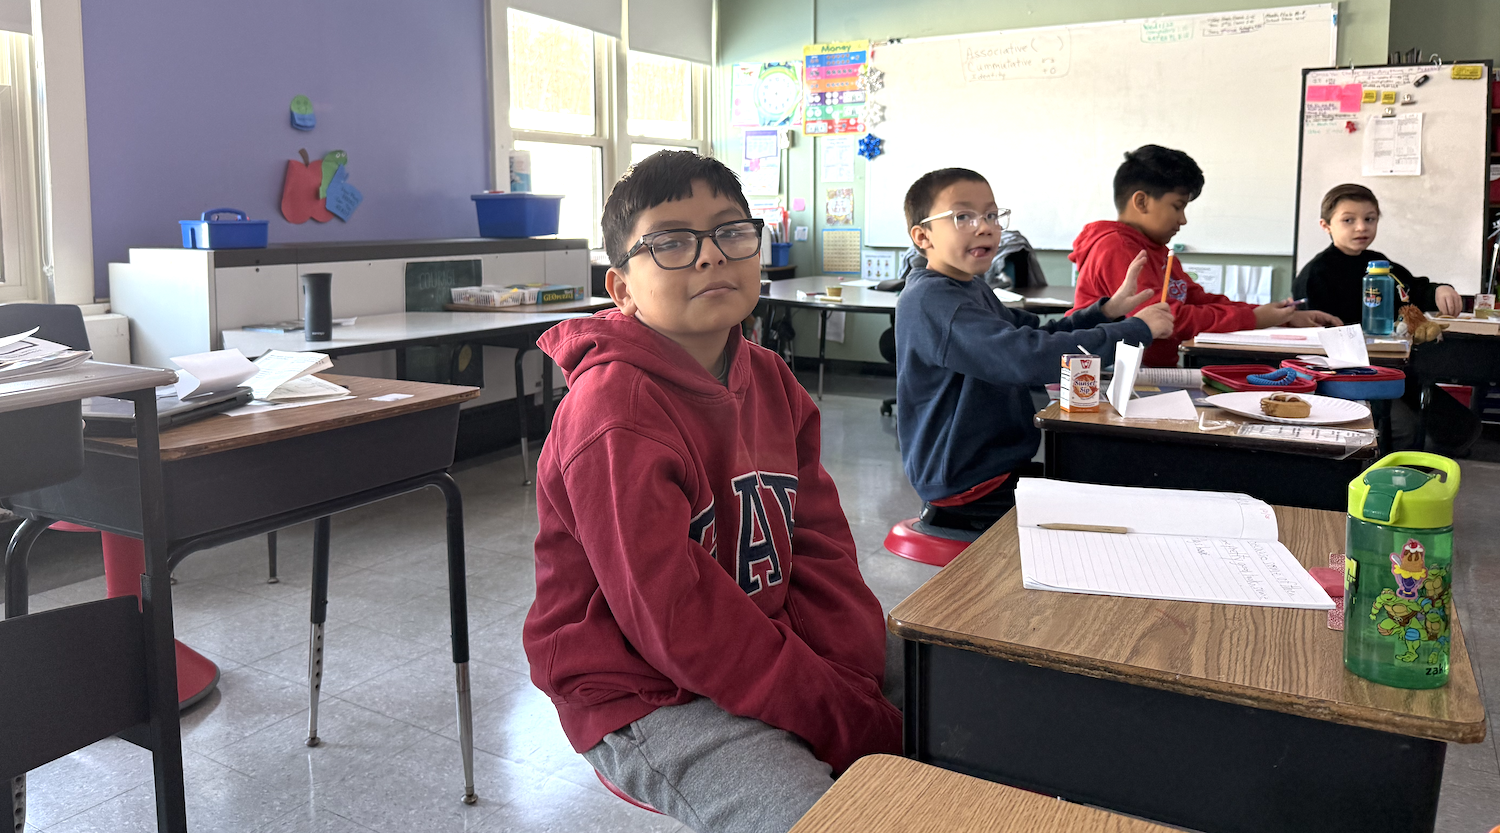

{"left": 46, "top": 522, "right": 220, "bottom": 709}
{"left": 884, "top": 518, "right": 974, "bottom": 567}
{"left": 595, "top": 770, "right": 663, "bottom": 814}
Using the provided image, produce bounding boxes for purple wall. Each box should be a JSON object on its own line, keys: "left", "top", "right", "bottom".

{"left": 82, "top": 0, "right": 491, "bottom": 296}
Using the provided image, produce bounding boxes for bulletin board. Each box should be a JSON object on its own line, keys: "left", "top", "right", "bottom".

{"left": 1294, "top": 63, "right": 1493, "bottom": 293}
{"left": 860, "top": 5, "right": 1337, "bottom": 253}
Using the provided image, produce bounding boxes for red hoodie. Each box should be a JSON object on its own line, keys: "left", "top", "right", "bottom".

{"left": 523, "top": 310, "right": 900, "bottom": 775}
{"left": 1068, "top": 221, "right": 1257, "bottom": 367}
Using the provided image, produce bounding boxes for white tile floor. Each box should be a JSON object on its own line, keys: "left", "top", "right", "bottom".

{"left": 10, "top": 381, "right": 1500, "bottom": 832}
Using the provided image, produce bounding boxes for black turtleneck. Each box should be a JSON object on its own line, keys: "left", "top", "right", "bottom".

{"left": 1293, "top": 244, "right": 1444, "bottom": 327}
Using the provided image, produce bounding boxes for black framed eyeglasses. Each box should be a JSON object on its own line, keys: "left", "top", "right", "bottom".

{"left": 615, "top": 218, "right": 766, "bottom": 270}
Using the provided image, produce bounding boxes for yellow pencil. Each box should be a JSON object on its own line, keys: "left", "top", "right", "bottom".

{"left": 1160, "top": 251, "right": 1174, "bottom": 304}
{"left": 1038, "top": 523, "right": 1131, "bottom": 534}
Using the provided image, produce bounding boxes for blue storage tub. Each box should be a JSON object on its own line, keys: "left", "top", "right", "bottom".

{"left": 180, "top": 208, "right": 268, "bottom": 249}
{"left": 769, "top": 242, "right": 792, "bottom": 267}
{"left": 472, "top": 193, "right": 563, "bottom": 238}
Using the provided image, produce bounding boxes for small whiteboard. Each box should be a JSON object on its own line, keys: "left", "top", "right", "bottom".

{"left": 862, "top": 5, "right": 1336, "bottom": 253}
{"left": 1294, "top": 64, "right": 1493, "bottom": 293}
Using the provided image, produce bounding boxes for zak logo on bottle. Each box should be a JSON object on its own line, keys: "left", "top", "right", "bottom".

{"left": 687, "top": 472, "right": 798, "bottom": 596}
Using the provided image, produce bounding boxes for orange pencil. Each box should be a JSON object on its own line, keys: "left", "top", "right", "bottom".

{"left": 1160, "top": 251, "right": 1174, "bottom": 304}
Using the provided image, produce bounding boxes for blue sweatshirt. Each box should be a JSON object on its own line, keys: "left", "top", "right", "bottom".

{"left": 895, "top": 268, "right": 1153, "bottom": 502}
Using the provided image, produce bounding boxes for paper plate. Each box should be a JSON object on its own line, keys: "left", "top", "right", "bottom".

{"left": 1204, "top": 391, "right": 1371, "bottom": 426}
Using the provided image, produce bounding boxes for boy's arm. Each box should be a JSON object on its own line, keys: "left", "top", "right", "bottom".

{"left": 559, "top": 428, "right": 901, "bottom": 773}
{"left": 780, "top": 398, "right": 889, "bottom": 685}
{"left": 936, "top": 300, "right": 1152, "bottom": 388}
{"left": 1139, "top": 263, "right": 1257, "bottom": 337}
{"left": 1395, "top": 264, "right": 1443, "bottom": 311}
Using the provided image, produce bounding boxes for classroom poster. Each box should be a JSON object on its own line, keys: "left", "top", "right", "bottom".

{"left": 822, "top": 136, "right": 856, "bottom": 181}
{"left": 730, "top": 62, "right": 804, "bottom": 128}
{"left": 825, "top": 187, "right": 855, "bottom": 226}
{"left": 741, "top": 129, "right": 781, "bottom": 195}
{"left": 803, "top": 40, "right": 867, "bottom": 135}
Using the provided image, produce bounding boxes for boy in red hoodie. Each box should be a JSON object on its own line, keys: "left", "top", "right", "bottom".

{"left": 523, "top": 151, "right": 900, "bottom": 833}
{"left": 1069, "top": 145, "right": 1339, "bottom": 366}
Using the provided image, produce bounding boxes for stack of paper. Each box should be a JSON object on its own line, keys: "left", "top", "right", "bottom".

{"left": 0, "top": 328, "right": 92, "bottom": 381}
{"left": 1015, "top": 479, "right": 1333, "bottom": 610}
{"left": 171, "top": 348, "right": 350, "bottom": 410}
{"left": 1192, "top": 327, "right": 1327, "bottom": 347}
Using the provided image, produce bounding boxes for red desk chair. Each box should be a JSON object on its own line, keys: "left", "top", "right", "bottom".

{"left": 883, "top": 518, "right": 979, "bottom": 567}
{"left": 595, "top": 770, "right": 663, "bottom": 814}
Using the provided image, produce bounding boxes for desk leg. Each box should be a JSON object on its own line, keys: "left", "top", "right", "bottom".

{"left": 433, "top": 473, "right": 477, "bottom": 804}
{"left": 818, "top": 309, "right": 829, "bottom": 400}
{"left": 1372, "top": 399, "right": 1394, "bottom": 455}
{"left": 130, "top": 391, "right": 189, "bottom": 833}
{"left": 305, "top": 516, "right": 330, "bottom": 747}
{"left": 514, "top": 348, "right": 533, "bottom": 486}
{"left": 4, "top": 517, "right": 47, "bottom": 833}
{"left": 266, "top": 530, "right": 279, "bottom": 584}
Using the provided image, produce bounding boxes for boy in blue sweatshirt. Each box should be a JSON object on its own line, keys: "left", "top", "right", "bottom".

{"left": 895, "top": 168, "right": 1174, "bottom": 531}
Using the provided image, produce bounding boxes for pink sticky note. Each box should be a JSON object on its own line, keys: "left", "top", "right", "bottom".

{"left": 793, "top": 198, "right": 806, "bottom": 211}
{"left": 1339, "top": 83, "right": 1363, "bottom": 113}
{"left": 1306, "top": 85, "right": 1334, "bottom": 102}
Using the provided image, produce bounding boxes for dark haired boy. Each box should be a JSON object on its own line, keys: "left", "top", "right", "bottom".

{"left": 1294, "top": 182, "right": 1463, "bottom": 325}
{"left": 1069, "top": 145, "right": 1339, "bottom": 367}
{"left": 524, "top": 150, "right": 899, "bottom": 833}
{"left": 896, "top": 168, "right": 1172, "bottom": 531}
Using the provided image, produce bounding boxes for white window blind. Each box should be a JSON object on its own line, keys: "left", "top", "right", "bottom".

{"left": 506, "top": 0, "right": 620, "bottom": 39}
{"left": 628, "top": 0, "right": 711, "bottom": 65}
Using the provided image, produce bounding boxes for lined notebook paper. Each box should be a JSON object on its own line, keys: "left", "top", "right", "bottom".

{"left": 1015, "top": 480, "right": 1333, "bottom": 610}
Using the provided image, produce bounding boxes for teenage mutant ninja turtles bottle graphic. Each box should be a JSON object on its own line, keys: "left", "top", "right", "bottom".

{"left": 1344, "top": 453, "right": 1460, "bottom": 689}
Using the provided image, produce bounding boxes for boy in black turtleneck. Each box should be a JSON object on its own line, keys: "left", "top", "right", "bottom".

{"left": 1293, "top": 183, "right": 1463, "bottom": 324}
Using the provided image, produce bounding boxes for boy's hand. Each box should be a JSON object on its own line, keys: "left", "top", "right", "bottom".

{"left": 1102, "top": 250, "right": 1154, "bottom": 319}
{"left": 1287, "top": 310, "right": 1342, "bottom": 327}
{"left": 1132, "top": 302, "right": 1174, "bottom": 339}
{"left": 1253, "top": 298, "right": 1299, "bottom": 328}
{"left": 1435, "top": 285, "right": 1463, "bottom": 316}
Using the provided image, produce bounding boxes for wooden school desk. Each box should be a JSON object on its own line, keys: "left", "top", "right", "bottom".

{"left": 1179, "top": 335, "right": 1411, "bottom": 368}
{"left": 224, "top": 310, "right": 587, "bottom": 483}
{"left": 789, "top": 755, "right": 1181, "bottom": 833}
{"left": 1035, "top": 401, "right": 1378, "bottom": 511}
{"left": 2, "top": 361, "right": 186, "bottom": 832}
{"left": 888, "top": 507, "right": 1486, "bottom": 833}
{"left": 3, "top": 375, "right": 484, "bottom": 806}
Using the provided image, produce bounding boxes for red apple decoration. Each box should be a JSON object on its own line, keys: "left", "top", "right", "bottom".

{"left": 281, "top": 148, "right": 334, "bottom": 223}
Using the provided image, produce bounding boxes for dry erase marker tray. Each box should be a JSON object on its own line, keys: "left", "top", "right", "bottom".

{"left": 1200, "top": 365, "right": 1317, "bottom": 394}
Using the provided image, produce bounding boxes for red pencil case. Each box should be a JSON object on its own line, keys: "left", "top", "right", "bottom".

{"left": 1201, "top": 364, "right": 1318, "bottom": 393}
{"left": 1279, "top": 360, "right": 1406, "bottom": 400}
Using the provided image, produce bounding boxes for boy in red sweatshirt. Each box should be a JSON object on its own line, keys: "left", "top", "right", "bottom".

{"left": 1069, "top": 145, "right": 1339, "bottom": 366}
{"left": 523, "top": 151, "right": 900, "bottom": 833}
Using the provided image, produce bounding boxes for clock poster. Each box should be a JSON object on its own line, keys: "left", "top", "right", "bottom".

{"left": 730, "top": 62, "right": 803, "bottom": 128}
{"left": 802, "top": 40, "right": 867, "bottom": 135}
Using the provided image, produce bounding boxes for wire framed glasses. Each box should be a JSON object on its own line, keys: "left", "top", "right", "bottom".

{"left": 615, "top": 218, "right": 766, "bottom": 270}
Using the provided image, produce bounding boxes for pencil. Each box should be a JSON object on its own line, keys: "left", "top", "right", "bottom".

{"left": 1160, "top": 251, "right": 1174, "bottom": 304}
{"left": 1037, "top": 523, "right": 1131, "bottom": 534}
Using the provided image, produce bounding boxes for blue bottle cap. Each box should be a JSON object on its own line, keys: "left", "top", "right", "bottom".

{"left": 1368, "top": 260, "right": 1390, "bottom": 269}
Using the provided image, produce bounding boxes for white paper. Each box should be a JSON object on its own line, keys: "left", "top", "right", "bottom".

{"left": 0, "top": 327, "right": 40, "bottom": 351}
{"left": 822, "top": 136, "right": 856, "bottom": 182}
{"left": 246, "top": 350, "right": 333, "bottom": 401}
{"left": 1180, "top": 263, "right": 1224, "bottom": 295}
{"left": 1105, "top": 340, "right": 1143, "bottom": 417}
{"left": 1124, "top": 389, "right": 1198, "bottom": 420}
{"left": 171, "top": 348, "right": 258, "bottom": 400}
{"left": 370, "top": 393, "right": 415, "bottom": 402}
{"left": 262, "top": 374, "right": 349, "bottom": 401}
{"left": 841, "top": 279, "right": 880, "bottom": 288}
{"left": 993, "top": 287, "right": 1024, "bottom": 303}
{"left": 1236, "top": 423, "right": 1377, "bottom": 447}
{"left": 1014, "top": 479, "right": 1331, "bottom": 610}
{"left": 225, "top": 395, "right": 355, "bottom": 416}
{"left": 1362, "top": 112, "right": 1422, "bottom": 176}
{"left": 1193, "top": 327, "right": 1326, "bottom": 347}
{"left": 825, "top": 311, "right": 846, "bottom": 343}
{"left": 1296, "top": 324, "right": 1369, "bottom": 369}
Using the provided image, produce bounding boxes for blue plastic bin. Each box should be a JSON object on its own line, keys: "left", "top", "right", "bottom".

{"left": 770, "top": 242, "right": 792, "bottom": 267}
{"left": 472, "top": 193, "right": 563, "bottom": 238}
{"left": 179, "top": 208, "right": 268, "bottom": 249}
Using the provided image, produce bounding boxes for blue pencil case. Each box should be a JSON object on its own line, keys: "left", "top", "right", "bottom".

{"left": 1280, "top": 360, "right": 1406, "bottom": 400}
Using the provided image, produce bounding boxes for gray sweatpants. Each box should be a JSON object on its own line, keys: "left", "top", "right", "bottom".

{"left": 583, "top": 633, "right": 904, "bottom": 833}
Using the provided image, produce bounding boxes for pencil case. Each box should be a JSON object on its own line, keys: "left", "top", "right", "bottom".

{"left": 1279, "top": 360, "right": 1406, "bottom": 400}
{"left": 1200, "top": 364, "right": 1317, "bottom": 394}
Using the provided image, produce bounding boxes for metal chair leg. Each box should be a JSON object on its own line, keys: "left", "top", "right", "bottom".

{"left": 8, "top": 774, "right": 24, "bottom": 833}
{"left": 434, "top": 473, "right": 477, "bottom": 805}
{"left": 266, "top": 530, "right": 279, "bottom": 584}
{"left": 306, "top": 517, "right": 330, "bottom": 747}
{"left": 455, "top": 664, "right": 476, "bottom": 805}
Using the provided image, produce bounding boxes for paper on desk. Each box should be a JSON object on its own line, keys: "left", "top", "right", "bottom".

{"left": 172, "top": 349, "right": 257, "bottom": 400}
{"left": 261, "top": 374, "right": 349, "bottom": 400}
{"left": 1295, "top": 324, "right": 1368, "bottom": 369}
{"left": 1014, "top": 480, "right": 1332, "bottom": 610}
{"left": 0, "top": 327, "right": 39, "bottom": 351}
{"left": 1193, "top": 327, "right": 1326, "bottom": 347}
{"left": 247, "top": 350, "right": 334, "bottom": 400}
{"left": 1123, "top": 389, "right": 1197, "bottom": 420}
{"left": 224, "top": 395, "right": 354, "bottom": 416}
{"left": 1105, "top": 341, "right": 1142, "bottom": 417}
{"left": 993, "top": 287, "right": 1024, "bottom": 303}
{"left": 841, "top": 278, "right": 880, "bottom": 288}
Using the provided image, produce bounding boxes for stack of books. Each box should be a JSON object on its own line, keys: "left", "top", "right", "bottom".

{"left": 0, "top": 328, "right": 92, "bottom": 382}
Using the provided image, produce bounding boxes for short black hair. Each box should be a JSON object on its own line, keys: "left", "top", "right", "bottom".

{"left": 602, "top": 150, "right": 750, "bottom": 270}
{"left": 904, "top": 168, "right": 989, "bottom": 231}
{"left": 1112, "top": 145, "right": 1204, "bottom": 212}
{"left": 1320, "top": 183, "right": 1380, "bottom": 222}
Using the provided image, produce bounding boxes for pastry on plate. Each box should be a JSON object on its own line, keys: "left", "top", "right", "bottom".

{"left": 1260, "top": 392, "right": 1311, "bottom": 418}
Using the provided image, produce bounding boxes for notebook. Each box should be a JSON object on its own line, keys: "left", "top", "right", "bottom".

{"left": 81, "top": 386, "right": 253, "bottom": 437}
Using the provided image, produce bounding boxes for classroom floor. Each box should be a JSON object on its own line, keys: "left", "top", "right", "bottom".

{"left": 5, "top": 375, "right": 1499, "bottom": 833}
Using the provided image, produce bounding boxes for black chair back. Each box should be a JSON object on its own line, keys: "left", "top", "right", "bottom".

{"left": 0, "top": 303, "right": 91, "bottom": 350}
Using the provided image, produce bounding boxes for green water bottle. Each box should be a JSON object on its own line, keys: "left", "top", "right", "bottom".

{"left": 1344, "top": 452, "right": 1461, "bottom": 689}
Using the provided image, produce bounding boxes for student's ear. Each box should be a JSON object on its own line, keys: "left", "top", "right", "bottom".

{"left": 910, "top": 224, "right": 934, "bottom": 252}
{"left": 1318, "top": 218, "right": 1333, "bottom": 235}
{"left": 606, "top": 268, "right": 639, "bottom": 317}
{"left": 1129, "top": 190, "right": 1151, "bottom": 216}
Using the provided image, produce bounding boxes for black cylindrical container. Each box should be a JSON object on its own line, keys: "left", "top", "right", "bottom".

{"left": 301, "top": 272, "right": 333, "bottom": 341}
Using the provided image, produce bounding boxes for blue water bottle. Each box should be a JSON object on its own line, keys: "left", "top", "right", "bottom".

{"left": 1362, "top": 260, "right": 1396, "bottom": 337}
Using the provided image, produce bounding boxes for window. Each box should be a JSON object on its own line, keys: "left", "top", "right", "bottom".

{"left": 0, "top": 31, "right": 43, "bottom": 302}
{"left": 502, "top": 8, "right": 708, "bottom": 247}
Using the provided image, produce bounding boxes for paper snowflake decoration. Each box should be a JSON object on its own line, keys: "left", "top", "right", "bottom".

{"left": 857, "top": 134, "right": 884, "bottom": 160}
{"left": 863, "top": 101, "right": 886, "bottom": 128}
{"left": 858, "top": 66, "right": 885, "bottom": 93}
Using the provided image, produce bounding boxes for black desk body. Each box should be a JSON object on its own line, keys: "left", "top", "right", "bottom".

{"left": 903, "top": 640, "right": 1446, "bottom": 833}
{"left": 1040, "top": 420, "right": 1369, "bottom": 512}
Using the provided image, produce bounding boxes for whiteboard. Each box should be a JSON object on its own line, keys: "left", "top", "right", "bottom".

{"left": 862, "top": 5, "right": 1336, "bottom": 253}
{"left": 1294, "top": 64, "right": 1492, "bottom": 294}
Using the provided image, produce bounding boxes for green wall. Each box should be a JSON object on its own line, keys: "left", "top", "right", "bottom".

{"left": 1388, "top": 0, "right": 1500, "bottom": 65}
{"left": 718, "top": 0, "right": 1399, "bottom": 363}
